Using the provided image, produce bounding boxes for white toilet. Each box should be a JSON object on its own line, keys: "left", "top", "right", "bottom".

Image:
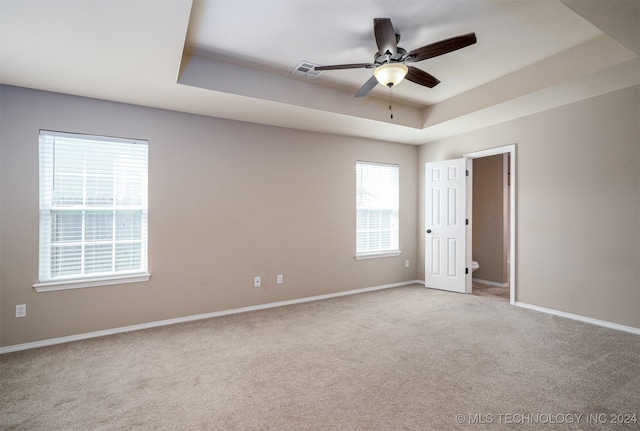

{"left": 472, "top": 260, "right": 479, "bottom": 272}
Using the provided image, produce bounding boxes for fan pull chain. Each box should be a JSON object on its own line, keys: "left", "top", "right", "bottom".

{"left": 388, "top": 84, "right": 394, "bottom": 120}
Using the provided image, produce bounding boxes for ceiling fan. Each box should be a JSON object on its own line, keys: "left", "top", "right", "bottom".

{"left": 314, "top": 18, "right": 477, "bottom": 98}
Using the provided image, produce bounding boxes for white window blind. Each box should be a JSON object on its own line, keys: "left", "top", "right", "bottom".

{"left": 38, "top": 130, "right": 148, "bottom": 285}
{"left": 356, "top": 161, "right": 399, "bottom": 256}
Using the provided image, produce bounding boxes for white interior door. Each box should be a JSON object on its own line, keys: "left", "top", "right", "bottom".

{"left": 425, "top": 158, "right": 469, "bottom": 293}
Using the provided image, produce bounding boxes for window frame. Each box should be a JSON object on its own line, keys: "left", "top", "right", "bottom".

{"left": 34, "top": 130, "right": 150, "bottom": 292}
{"left": 355, "top": 161, "right": 401, "bottom": 260}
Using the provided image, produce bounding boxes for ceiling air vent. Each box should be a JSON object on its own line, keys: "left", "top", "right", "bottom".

{"left": 291, "top": 61, "right": 323, "bottom": 79}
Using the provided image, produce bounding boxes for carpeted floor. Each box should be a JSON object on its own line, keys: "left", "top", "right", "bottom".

{"left": 1, "top": 284, "right": 639, "bottom": 430}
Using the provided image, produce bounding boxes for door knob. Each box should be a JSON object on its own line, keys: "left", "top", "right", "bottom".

{"left": 426, "top": 229, "right": 432, "bottom": 234}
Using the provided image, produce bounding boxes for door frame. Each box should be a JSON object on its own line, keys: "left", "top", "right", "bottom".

{"left": 464, "top": 145, "right": 516, "bottom": 305}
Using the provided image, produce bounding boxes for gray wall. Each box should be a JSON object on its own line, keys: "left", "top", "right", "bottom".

{"left": 418, "top": 85, "right": 640, "bottom": 329}
{"left": 0, "top": 85, "right": 418, "bottom": 347}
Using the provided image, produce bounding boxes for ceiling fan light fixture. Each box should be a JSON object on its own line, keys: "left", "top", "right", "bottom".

{"left": 373, "top": 63, "right": 408, "bottom": 87}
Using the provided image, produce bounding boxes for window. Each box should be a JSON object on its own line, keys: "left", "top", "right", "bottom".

{"left": 35, "top": 130, "right": 149, "bottom": 291}
{"left": 356, "top": 161, "right": 400, "bottom": 259}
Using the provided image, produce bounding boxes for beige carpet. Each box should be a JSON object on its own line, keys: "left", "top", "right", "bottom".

{"left": 2, "top": 284, "right": 639, "bottom": 430}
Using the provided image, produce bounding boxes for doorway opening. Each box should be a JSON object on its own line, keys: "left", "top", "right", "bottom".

{"left": 465, "top": 145, "right": 516, "bottom": 304}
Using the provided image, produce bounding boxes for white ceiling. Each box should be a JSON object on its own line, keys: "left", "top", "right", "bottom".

{"left": 186, "top": 0, "right": 601, "bottom": 105}
{"left": 1, "top": 0, "right": 638, "bottom": 145}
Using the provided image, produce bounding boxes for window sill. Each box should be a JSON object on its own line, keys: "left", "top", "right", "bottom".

{"left": 355, "top": 250, "right": 402, "bottom": 260}
{"left": 33, "top": 273, "right": 151, "bottom": 292}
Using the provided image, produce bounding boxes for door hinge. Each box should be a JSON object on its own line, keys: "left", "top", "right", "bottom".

{"left": 465, "top": 268, "right": 469, "bottom": 274}
{"left": 466, "top": 169, "right": 469, "bottom": 176}
{"left": 466, "top": 218, "right": 469, "bottom": 225}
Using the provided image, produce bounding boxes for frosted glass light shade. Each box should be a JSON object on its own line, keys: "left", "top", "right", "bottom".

{"left": 373, "top": 63, "right": 408, "bottom": 87}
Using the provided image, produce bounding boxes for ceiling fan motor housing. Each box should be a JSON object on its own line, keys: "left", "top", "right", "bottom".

{"left": 374, "top": 47, "right": 408, "bottom": 65}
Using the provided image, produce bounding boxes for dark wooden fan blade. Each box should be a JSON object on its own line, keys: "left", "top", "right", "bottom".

{"left": 407, "top": 33, "right": 476, "bottom": 62}
{"left": 314, "top": 63, "right": 375, "bottom": 71}
{"left": 405, "top": 66, "right": 440, "bottom": 88}
{"left": 374, "top": 18, "right": 397, "bottom": 56}
{"left": 355, "top": 75, "right": 379, "bottom": 97}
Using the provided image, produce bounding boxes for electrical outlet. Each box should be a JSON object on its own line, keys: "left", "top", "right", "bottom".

{"left": 405, "top": 260, "right": 410, "bottom": 268}
{"left": 277, "top": 274, "right": 283, "bottom": 284}
{"left": 254, "top": 276, "right": 261, "bottom": 287}
{"left": 16, "top": 304, "right": 27, "bottom": 318}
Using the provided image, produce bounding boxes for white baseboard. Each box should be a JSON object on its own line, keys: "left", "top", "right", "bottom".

{"left": 472, "top": 278, "right": 509, "bottom": 288}
{"left": 515, "top": 302, "right": 640, "bottom": 336}
{"left": 0, "top": 280, "right": 421, "bottom": 354}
